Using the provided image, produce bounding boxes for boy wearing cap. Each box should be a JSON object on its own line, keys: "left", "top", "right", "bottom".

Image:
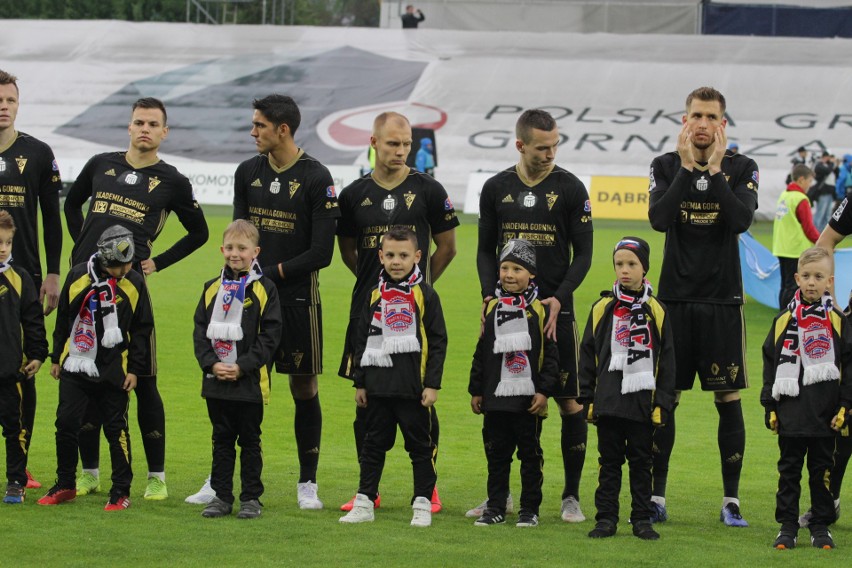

{"left": 579, "top": 237, "right": 675, "bottom": 540}
{"left": 38, "top": 225, "right": 154, "bottom": 511}
{"left": 469, "top": 239, "right": 559, "bottom": 527}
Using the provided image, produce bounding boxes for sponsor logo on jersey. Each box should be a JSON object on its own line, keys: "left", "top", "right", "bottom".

{"left": 546, "top": 192, "right": 558, "bottom": 211}
{"left": 360, "top": 197, "right": 372, "bottom": 207}
{"left": 0, "top": 158, "right": 6, "bottom": 173}
{"left": 270, "top": 179, "right": 281, "bottom": 194}
{"left": 444, "top": 197, "right": 453, "bottom": 211}
{"left": 502, "top": 194, "right": 514, "bottom": 203}
{"left": 148, "top": 176, "right": 161, "bottom": 192}
{"left": 404, "top": 192, "right": 416, "bottom": 209}
{"left": 752, "top": 170, "right": 759, "bottom": 184}
{"left": 105, "top": 169, "right": 116, "bottom": 176}
{"left": 519, "top": 191, "right": 536, "bottom": 208}
{"left": 648, "top": 167, "right": 656, "bottom": 191}
{"left": 123, "top": 171, "right": 139, "bottom": 185}
{"left": 326, "top": 185, "right": 336, "bottom": 198}
{"left": 289, "top": 180, "right": 300, "bottom": 198}
{"left": 52, "top": 159, "right": 60, "bottom": 172}
{"left": 504, "top": 351, "right": 528, "bottom": 374}
{"left": 747, "top": 182, "right": 756, "bottom": 191}
{"left": 584, "top": 199, "right": 591, "bottom": 213}
{"left": 803, "top": 323, "right": 832, "bottom": 359}
{"left": 696, "top": 175, "right": 709, "bottom": 192}
{"left": 711, "top": 362, "right": 720, "bottom": 375}
{"left": 384, "top": 297, "right": 414, "bottom": 331}
{"left": 251, "top": 178, "right": 262, "bottom": 187}
{"left": 93, "top": 201, "right": 108, "bottom": 213}
{"left": 834, "top": 198, "right": 848, "bottom": 221}
{"left": 15, "top": 157, "right": 27, "bottom": 174}
{"left": 365, "top": 235, "right": 378, "bottom": 248}
{"left": 383, "top": 195, "right": 397, "bottom": 211}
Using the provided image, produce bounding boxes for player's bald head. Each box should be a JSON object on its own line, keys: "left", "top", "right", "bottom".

{"left": 373, "top": 112, "right": 411, "bottom": 138}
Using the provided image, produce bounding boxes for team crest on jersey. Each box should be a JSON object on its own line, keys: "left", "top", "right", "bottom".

{"left": 289, "top": 180, "right": 300, "bottom": 198}
{"left": 361, "top": 197, "right": 372, "bottom": 207}
{"left": 251, "top": 178, "right": 262, "bottom": 187}
{"left": 326, "top": 185, "right": 336, "bottom": 198}
{"left": 546, "top": 192, "right": 558, "bottom": 211}
{"left": 292, "top": 351, "right": 304, "bottom": 369}
{"left": 727, "top": 364, "right": 740, "bottom": 381}
{"left": 404, "top": 192, "right": 416, "bottom": 209}
{"left": 502, "top": 194, "right": 514, "bottom": 203}
{"left": 123, "top": 171, "right": 139, "bottom": 185}
{"left": 504, "top": 351, "right": 529, "bottom": 374}
{"left": 0, "top": 158, "right": 5, "bottom": 173}
{"left": 519, "top": 191, "right": 536, "bottom": 208}
{"left": 384, "top": 297, "right": 414, "bottom": 331}
{"left": 15, "top": 157, "right": 27, "bottom": 174}
{"left": 105, "top": 169, "right": 116, "bottom": 176}
{"left": 148, "top": 176, "right": 161, "bottom": 192}
{"left": 803, "top": 323, "right": 832, "bottom": 359}
{"left": 695, "top": 175, "right": 709, "bottom": 192}
{"left": 214, "top": 339, "right": 234, "bottom": 360}
{"left": 383, "top": 195, "right": 397, "bottom": 211}
{"left": 269, "top": 179, "right": 281, "bottom": 194}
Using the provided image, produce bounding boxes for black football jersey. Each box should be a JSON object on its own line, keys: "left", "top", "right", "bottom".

{"left": 337, "top": 170, "right": 459, "bottom": 318}
{"left": 233, "top": 151, "right": 340, "bottom": 306}
{"left": 648, "top": 151, "right": 759, "bottom": 304}
{"left": 66, "top": 152, "right": 208, "bottom": 270}
{"left": 0, "top": 132, "right": 62, "bottom": 280}
{"left": 478, "top": 165, "right": 592, "bottom": 312}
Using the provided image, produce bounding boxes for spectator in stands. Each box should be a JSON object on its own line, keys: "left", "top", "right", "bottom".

{"left": 401, "top": 5, "right": 425, "bottom": 28}
{"left": 812, "top": 152, "right": 838, "bottom": 232}
{"left": 415, "top": 137, "right": 435, "bottom": 176}
{"left": 835, "top": 154, "right": 852, "bottom": 202}
{"left": 786, "top": 146, "right": 810, "bottom": 185}
{"left": 773, "top": 164, "right": 818, "bottom": 309}
{"left": 728, "top": 142, "right": 739, "bottom": 154}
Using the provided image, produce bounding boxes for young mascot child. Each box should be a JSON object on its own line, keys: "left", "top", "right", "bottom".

{"left": 468, "top": 239, "right": 559, "bottom": 527}
{"left": 193, "top": 219, "right": 282, "bottom": 519}
{"left": 0, "top": 211, "right": 47, "bottom": 504}
{"left": 579, "top": 237, "right": 675, "bottom": 540}
{"left": 339, "top": 226, "right": 447, "bottom": 527}
{"left": 762, "top": 246, "right": 852, "bottom": 550}
{"left": 39, "top": 225, "right": 153, "bottom": 510}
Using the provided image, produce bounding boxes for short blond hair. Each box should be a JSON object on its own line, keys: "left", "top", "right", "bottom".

{"left": 798, "top": 246, "right": 833, "bottom": 273}
{"left": 223, "top": 219, "right": 259, "bottom": 246}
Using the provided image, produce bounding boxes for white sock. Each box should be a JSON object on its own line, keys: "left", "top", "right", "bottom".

{"left": 651, "top": 495, "right": 666, "bottom": 507}
{"left": 148, "top": 471, "right": 165, "bottom": 482}
{"left": 835, "top": 498, "right": 841, "bottom": 508}
{"left": 722, "top": 497, "right": 739, "bottom": 508}
{"left": 82, "top": 468, "right": 99, "bottom": 478}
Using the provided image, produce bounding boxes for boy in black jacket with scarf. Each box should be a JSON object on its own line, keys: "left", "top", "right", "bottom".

{"left": 339, "top": 226, "right": 447, "bottom": 528}
{"left": 579, "top": 237, "right": 675, "bottom": 540}
{"left": 762, "top": 247, "right": 852, "bottom": 550}
{"left": 469, "top": 239, "right": 559, "bottom": 527}
{"left": 39, "top": 225, "right": 154, "bottom": 511}
{"left": 193, "top": 220, "right": 282, "bottom": 520}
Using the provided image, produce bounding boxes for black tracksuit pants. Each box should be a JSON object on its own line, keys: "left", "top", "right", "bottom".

{"left": 482, "top": 410, "right": 544, "bottom": 515}
{"left": 0, "top": 375, "right": 27, "bottom": 486}
{"left": 358, "top": 397, "right": 436, "bottom": 503}
{"left": 206, "top": 398, "right": 264, "bottom": 504}
{"left": 594, "top": 416, "right": 654, "bottom": 524}
{"left": 776, "top": 435, "right": 836, "bottom": 527}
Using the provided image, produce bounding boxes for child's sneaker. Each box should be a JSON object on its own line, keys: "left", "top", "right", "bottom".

{"left": 588, "top": 520, "right": 617, "bottom": 538}
{"left": 774, "top": 525, "right": 798, "bottom": 550}
{"left": 37, "top": 485, "right": 76, "bottom": 505}
{"left": 474, "top": 509, "right": 505, "bottom": 526}
{"left": 339, "top": 493, "right": 374, "bottom": 523}
{"left": 3, "top": 482, "right": 25, "bottom": 504}
{"left": 144, "top": 476, "right": 168, "bottom": 500}
{"left": 650, "top": 501, "right": 668, "bottom": 523}
{"left": 516, "top": 510, "right": 539, "bottom": 527}
{"left": 341, "top": 492, "right": 380, "bottom": 512}
{"left": 632, "top": 520, "right": 660, "bottom": 540}
{"left": 411, "top": 496, "right": 432, "bottom": 527}
{"left": 810, "top": 525, "right": 835, "bottom": 549}
{"left": 25, "top": 470, "right": 41, "bottom": 489}
{"left": 185, "top": 477, "right": 215, "bottom": 505}
{"left": 430, "top": 486, "right": 442, "bottom": 514}
{"left": 75, "top": 472, "right": 100, "bottom": 496}
{"left": 297, "top": 481, "right": 323, "bottom": 510}
{"left": 104, "top": 493, "right": 131, "bottom": 511}
{"left": 237, "top": 499, "right": 262, "bottom": 519}
{"left": 561, "top": 495, "right": 586, "bottom": 522}
{"left": 720, "top": 502, "right": 749, "bottom": 527}
{"left": 201, "top": 496, "right": 233, "bottom": 518}
{"left": 465, "top": 494, "right": 513, "bottom": 518}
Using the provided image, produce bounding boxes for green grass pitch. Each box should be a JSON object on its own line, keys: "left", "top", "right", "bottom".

{"left": 9, "top": 210, "right": 843, "bottom": 566}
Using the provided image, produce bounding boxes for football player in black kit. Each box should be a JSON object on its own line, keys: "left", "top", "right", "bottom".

{"left": 476, "top": 109, "right": 593, "bottom": 522}
{"left": 208, "top": 94, "right": 338, "bottom": 511}
{"left": 64, "top": 97, "right": 209, "bottom": 501}
{"left": 0, "top": 69, "right": 63, "bottom": 489}
{"left": 336, "top": 111, "right": 458, "bottom": 513}
{"left": 648, "top": 86, "right": 758, "bottom": 527}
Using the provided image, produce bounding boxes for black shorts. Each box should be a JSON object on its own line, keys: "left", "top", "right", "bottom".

{"left": 338, "top": 318, "right": 358, "bottom": 379}
{"left": 667, "top": 302, "right": 748, "bottom": 391}
{"left": 275, "top": 304, "right": 323, "bottom": 375}
{"left": 554, "top": 311, "right": 580, "bottom": 399}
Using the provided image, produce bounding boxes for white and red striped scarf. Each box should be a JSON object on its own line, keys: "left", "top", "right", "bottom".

{"left": 609, "top": 280, "right": 655, "bottom": 394}
{"left": 360, "top": 266, "right": 423, "bottom": 368}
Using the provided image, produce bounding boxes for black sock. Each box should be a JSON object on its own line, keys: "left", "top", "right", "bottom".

{"left": 716, "top": 399, "right": 745, "bottom": 499}
{"left": 831, "top": 432, "right": 852, "bottom": 500}
{"left": 561, "top": 410, "right": 587, "bottom": 500}
{"left": 295, "top": 394, "right": 322, "bottom": 483}
{"left": 652, "top": 402, "right": 678, "bottom": 498}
